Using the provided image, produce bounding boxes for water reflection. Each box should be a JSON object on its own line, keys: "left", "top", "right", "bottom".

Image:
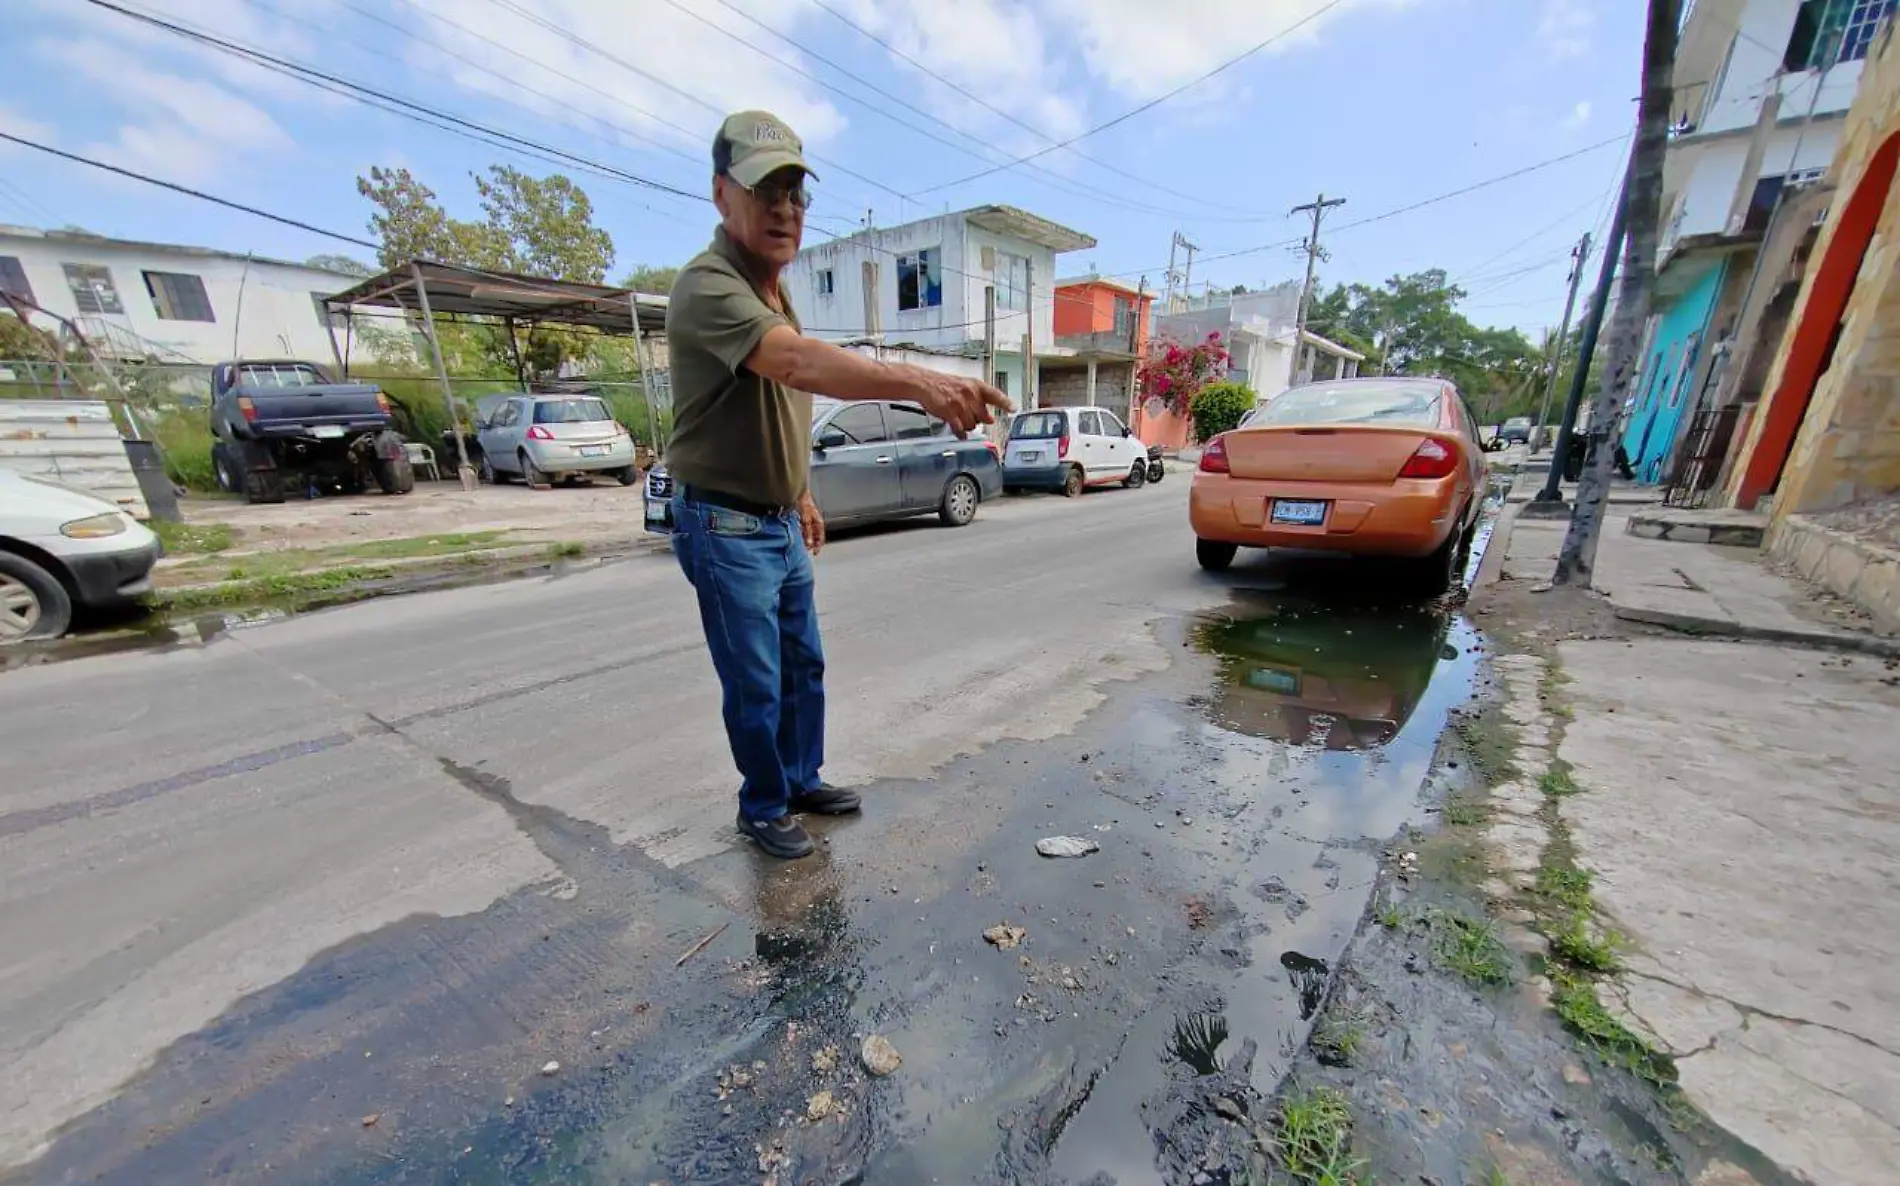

{"left": 1194, "top": 603, "right": 1454, "bottom": 751}
{"left": 1167, "top": 1009, "right": 1231, "bottom": 1077}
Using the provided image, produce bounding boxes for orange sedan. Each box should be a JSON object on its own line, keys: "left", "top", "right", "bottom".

{"left": 1189, "top": 377, "right": 1493, "bottom": 591}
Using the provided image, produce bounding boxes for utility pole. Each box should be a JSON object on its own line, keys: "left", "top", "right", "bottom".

{"left": 1532, "top": 163, "right": 1631, "bottom": 507}
{"left": 1550, "top": 0, "right": 1678, "bottom": 587}
{"left": 1165, "top": 231, "right": 1198, "bottom": 312}
{"left": 1023, "top": 256, "right": 1037, "bottom": 410}
{"left": 1533, "top": 232, "right": 1592, "bottom": 452}
{"left": 1288, "top": 192, "right": 1346, "bottom": 388}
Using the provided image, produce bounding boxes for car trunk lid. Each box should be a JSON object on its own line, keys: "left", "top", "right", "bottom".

{"left": 1222, "top": 425, "right": 1437, "bottom": 484}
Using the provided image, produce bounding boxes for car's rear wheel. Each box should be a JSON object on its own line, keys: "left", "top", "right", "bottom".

{"left": 478, "top": 453, "right": 500, "bottom": 484}
{"left": 211, "top": 444, "right": 240, "bottom": 494}
{"left": 1124, "top": 462, "right": 1147, "bottom": 489}
{"left": 0, "top": 551, "right": 72, "bottom": 644}
{"left": 613, "top": 466, "right": 640, "bottom": 487}
{"left": 520, "top": 451, "right": 548, "bottom": 488}
{"left": 1062, "top": 465, "right": 1084, "bottom": 498}
{"left": 1196, "top": 539, "right": 1238, "bottom": 572}
{"left": 372, "top": 451, "right": 415, "bottom": 495}
{"left": 1412, "top": 515, "right": 1471, "bottom": 596}
{"left": 939, "top": 473, "right": 980, "bottom": 526}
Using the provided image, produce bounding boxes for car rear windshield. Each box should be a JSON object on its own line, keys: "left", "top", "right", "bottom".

{"left": 533, "top": 398, "right": 612, "bottom": 424}
{"left": 1010, "top": 411, "right": 1066, "bottom": 439}
{"left": 237, "top": 363, "right": 327, "bottom": 388}
{"left": 1252, "top": 383, "right": 1442, "bottom": 428}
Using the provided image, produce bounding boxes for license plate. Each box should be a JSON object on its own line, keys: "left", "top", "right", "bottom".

{"left": 1020, "top": 450, "right": 1040, "bottom": 462}
{"left": 1270, "top": 499, "right": 1327, "bottom": 525}
{"left": 579, "top": 445, "right": 608, "bottom": 456}
{"left": 1245, "top": 666, "right": 1301, "bottom": 695}
{"left": 311, "top": 425, "right": 345, "bottom": 439}
{"left": 645, "top": 502, "right": 667, "bottom": 522}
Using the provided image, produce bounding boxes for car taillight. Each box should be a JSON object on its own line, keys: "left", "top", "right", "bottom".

{"left": 1199, "top": 434, "right": 1230, "bottom": 474}
{"left": 1399, "top": 438, "right": 1457, "bottom": 479}
{"left": 614, "top": 421, "right": 630, "bottom": 437}
{"left": 986, "top": 439, "right": 1000, "bottom": 459}
{"left": 527, "top": 425, "right": 554, "bottom": 441}
{"left": 1057, "top": 434, "right": 1070, "bottom": 459}
{"left": 237, "top": 395, "right": 257, "bottom": 423}
{"left": 375, "top": 392, "right": 392, "bottom": 415}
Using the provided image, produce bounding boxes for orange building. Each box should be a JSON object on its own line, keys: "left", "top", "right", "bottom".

{"left": 1046, "top": 275, "right": 1172, "bottom": 442}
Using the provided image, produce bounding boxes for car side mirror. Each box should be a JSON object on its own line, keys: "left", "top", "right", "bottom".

{"left": 1122, "top": 426, "right": 1132, "bottom": 437}
{"left": 816, "top": 428, "right": 847, "bottom": 450}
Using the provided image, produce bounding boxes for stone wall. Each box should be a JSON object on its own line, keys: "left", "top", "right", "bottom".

{"left": 1036, "top": 362, "right": 1135, "bottom": 414}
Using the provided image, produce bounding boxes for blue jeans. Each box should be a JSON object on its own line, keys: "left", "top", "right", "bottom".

{"left": 671, "top": 493, "right": 826, "bottom": 822}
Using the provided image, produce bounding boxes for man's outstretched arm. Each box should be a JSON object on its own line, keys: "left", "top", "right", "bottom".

{"left": 746, "top": 325, "right": 1013, "bottom": 436}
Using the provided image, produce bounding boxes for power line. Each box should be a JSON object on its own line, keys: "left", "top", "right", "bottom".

{"left": 796, "top": 0, "right": 1258, "bottom": 218}
{"left": 0, "top": 131, "right": 382, "bottom": 251}
{"left": 912, "top": 0, "right": 1352, "bottom": 197}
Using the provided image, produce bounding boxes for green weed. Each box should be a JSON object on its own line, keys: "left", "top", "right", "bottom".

{"left": 1274, "top": 1085, "right": 1366, "bottom": 1185}
{"left": 1311, "top": 1014, "right": 1365, "bottom": 1067}
{"left": 1374, "top": 902, "right": 1406, "bottom": 929}
{"left": 152, "top": 520, "right": 234, "bottom": 555}
{"left": 162, "top": 566, "right": 395, "bottom": 612}
{"left": 1550, "top": 915, "right": 1622, "bottom": 973}
{"left": 1442, "top": 796, "right": 1490, "bottom": 826}
{"left": 1539, "top": 763, "right": 1582, "bottom": 798}
{"left": 546, "top": 540, "right": 586, "bottom": 559}
{"left": 1533, "top": 863, "right": 1593, "bottom": 912}
{"left": 1477, "top": 1165, "right": 1512, "bottom": 1186}
{"left": 1425, "top": 909, "right": 1516, "bottom": 987}
{"left": 1548, "top": 970, "right": 1676, "bottom": 1090}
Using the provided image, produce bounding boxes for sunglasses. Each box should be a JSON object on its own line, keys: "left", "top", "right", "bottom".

{"left": 740, "top": 177, "right": 813, "bottom": 211}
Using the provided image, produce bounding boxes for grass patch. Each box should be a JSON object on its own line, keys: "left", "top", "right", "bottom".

{"left": 1311, "top": 1013, "right": 1365, "bottom": 1068}
{"left": 1425, "top": 909, "right": 1516, "bottom": 987}
{"left": 1533, "top": 862, "right": 1593, "bottom": 912}
{"left": 1442, "top": 795, "right": 1490, "bottom": 827}
{"left": 1374, "top": 902, "right": 1406, "bottom": 929}
{"left": 161, "top": 565, "right": 395, "bottom": 612}
{"left": 1549, "top": 915, "right": 1622, "bottom": 973}
{"left": 175, "top": 531, "right": 511, "bottom": 584}
{"left": 546, "top": 540, "right": 586, "bottom": 559}
{"left": 1477, "top": 1165, "right": 1512, "bottom": 1186}
{"left": 1539, "top": 762, "right": 1582, "bottom": 798}
{"left": 1274, "top": 1085, "right": 1366, "bottom": 1185}
{"left": 153, "top": 520, "right": 234, "bottom": 555}
{"left": 1548, "top": 969, "right": 1677, "bottom": 1090}
{"left": 341, "top": 531, "right": 508, "bottom": 561}
{"left": 1452, "top": 706, "right": 1519, "bottom": 781}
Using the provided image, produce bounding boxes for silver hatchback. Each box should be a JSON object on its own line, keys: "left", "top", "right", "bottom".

{"left": 474, "top": 393, "right": 639, "bottom": 486}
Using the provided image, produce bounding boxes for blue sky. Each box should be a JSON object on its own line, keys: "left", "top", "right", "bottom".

{"left": 1, "top": 0, "right": 1641, "bottom": 338}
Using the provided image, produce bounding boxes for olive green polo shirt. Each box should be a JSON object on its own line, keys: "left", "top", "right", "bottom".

{"left": 663, "top": 227, "right": 810, "bottom": 508}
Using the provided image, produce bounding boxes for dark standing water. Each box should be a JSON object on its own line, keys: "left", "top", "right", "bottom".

{"left": 11, "top": 589, "right": 1482, "bottom": 1186}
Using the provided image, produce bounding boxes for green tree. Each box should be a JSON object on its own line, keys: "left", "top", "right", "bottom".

{"left": 305, "top": 253, "right": 374, "bottom": 278}
{"left": 621, "top": 264, "right": 681, "bottom": 295}
{"left": 473, "top": 165, "right": 614, "bottom": 282}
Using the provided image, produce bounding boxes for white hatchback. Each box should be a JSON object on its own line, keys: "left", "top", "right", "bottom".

{"left": 0, "top": 468, "right": 160, "bottom": 643}
{"left": 1001, "top": 405, "right": 1150, "bottom": 498}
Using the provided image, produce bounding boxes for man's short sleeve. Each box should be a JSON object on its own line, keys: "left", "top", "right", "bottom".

{"left": 669, "top": 263, "right": 791, "bottom": 374}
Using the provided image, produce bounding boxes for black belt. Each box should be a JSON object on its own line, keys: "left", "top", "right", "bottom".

{"left": 679, "top": 483, "right": 790, "bottom": 518}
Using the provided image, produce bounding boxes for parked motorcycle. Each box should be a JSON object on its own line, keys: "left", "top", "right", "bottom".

{"left": 1145, "top": 445, "right": 1166, "bottom": 484}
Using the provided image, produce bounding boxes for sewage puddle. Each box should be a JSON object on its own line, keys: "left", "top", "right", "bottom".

{"left": 9, "top": 594, "right": 1480, "bottom": 1186}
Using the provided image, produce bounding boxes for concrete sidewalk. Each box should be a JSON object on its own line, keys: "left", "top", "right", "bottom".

{"left": 1487, "top": 500, "right": 1900, "bottom": 1185}
{"left": 1501, "top": 505, "right": 1898, "bottom": 654}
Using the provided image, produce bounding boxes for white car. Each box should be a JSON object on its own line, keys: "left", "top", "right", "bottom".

{"left": 1001, "top": 405, "right": 1151, "bottom": 497}
{"left": 0, "top": 469, "right": 160, "bottom": 643}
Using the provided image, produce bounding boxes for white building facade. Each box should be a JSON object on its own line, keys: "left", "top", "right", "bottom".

{"left": 1152, "top": 283, "right": 1361, "bottom": 403}
{"left": 1664, "top": 0, "right": 1894, "bottom": 253}
{"left": 0, "top": 225, "right": 363, "bottom": 366}
{"left": 783, "top": 205, "right": 1095, "bottom": 407}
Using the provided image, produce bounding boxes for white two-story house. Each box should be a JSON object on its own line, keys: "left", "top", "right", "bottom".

{"left": 784, "top": 205, "right": 1096, "bottom": 408}
{"left": 0, "top": 225, "right": 365, "bottom": 366}
{"left": 1625, "top": 0, "right": 1894, "bottom": 484}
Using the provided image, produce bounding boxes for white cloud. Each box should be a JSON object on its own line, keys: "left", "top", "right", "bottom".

{"left": 1536, "top": 0, "right": 1595, "bottom": 61}
{"left": 1564, "top": 100, "right": 1593, "bottom": 129}
{"left": 1041, "top": 0, "right": 1387, "bottom": 102}
{"left": 0, "top": 105, "right": 57, "bottom": 152}
{"left": 36, "top": 36, "right": 289, "bottom": 182}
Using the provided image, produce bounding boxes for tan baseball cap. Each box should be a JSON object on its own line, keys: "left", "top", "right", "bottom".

{"left": 715, "top": 110, "right": 817, "bottom": 187}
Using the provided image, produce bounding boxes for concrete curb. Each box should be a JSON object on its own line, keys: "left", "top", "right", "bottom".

{"left": 1609, "top": 604, "right": 1900, "bottom": 658}
{"left": 1473, "top": 503, "right": 1521, "bottom": 594}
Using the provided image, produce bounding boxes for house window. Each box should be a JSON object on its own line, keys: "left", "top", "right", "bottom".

{"left": 993, "top": 371, "right": 1010, "bottom": 397}
{"left": 1789, "top": 0, "right": 1896, "bottom": 69}
{"left": 816, "top": 268, "right": 834, "bottom": 297}
{"left": 897, "top": 247, "right": 942, "bottom": 311}
{"left": 994, "top": 251, "right": 1027, "bottom": 311}
{"left": 0, "top": 256, "right": 32, "bottom": 305}
{"left": 144, "top": 270, "right": 215, "bottom": 322}
{"left": 1112, "top": 295, "right": 1135, "bottom": 339}
{"left": 62, "top": 263, "right": 124, "bottom": 315}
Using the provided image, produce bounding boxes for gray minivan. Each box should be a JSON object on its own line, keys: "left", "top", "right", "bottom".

{"left": 644, "top": 397, "right": 1003, "bottom": 534}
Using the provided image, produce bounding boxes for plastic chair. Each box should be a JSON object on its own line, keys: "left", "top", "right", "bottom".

{"left": 404, "top": 442, "right": 440, "bottom": 482}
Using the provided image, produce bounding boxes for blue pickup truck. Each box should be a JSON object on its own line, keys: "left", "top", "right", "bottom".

{"left": 207, "top": 360, "right": 414, "bottom": 504}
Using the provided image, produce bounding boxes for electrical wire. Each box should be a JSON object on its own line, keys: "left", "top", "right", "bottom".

{"left": 800, "top": 0, "right": 1258, "bottom": 217}
{"left": 913, "top": 0, "right": 1352, "bottom": 196}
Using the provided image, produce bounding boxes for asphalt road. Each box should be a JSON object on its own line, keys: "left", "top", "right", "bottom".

{"left": 0, "top": 478, "right": 1482, "bottom": 1185}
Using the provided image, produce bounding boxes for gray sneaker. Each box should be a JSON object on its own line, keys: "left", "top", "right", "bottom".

{"left": 736, "top": 810, "right": 815, "bottom": 859}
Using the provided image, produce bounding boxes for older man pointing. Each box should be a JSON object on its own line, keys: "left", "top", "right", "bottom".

{"left": 665, "top": 110, "right": 1013, "bottom": 859}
